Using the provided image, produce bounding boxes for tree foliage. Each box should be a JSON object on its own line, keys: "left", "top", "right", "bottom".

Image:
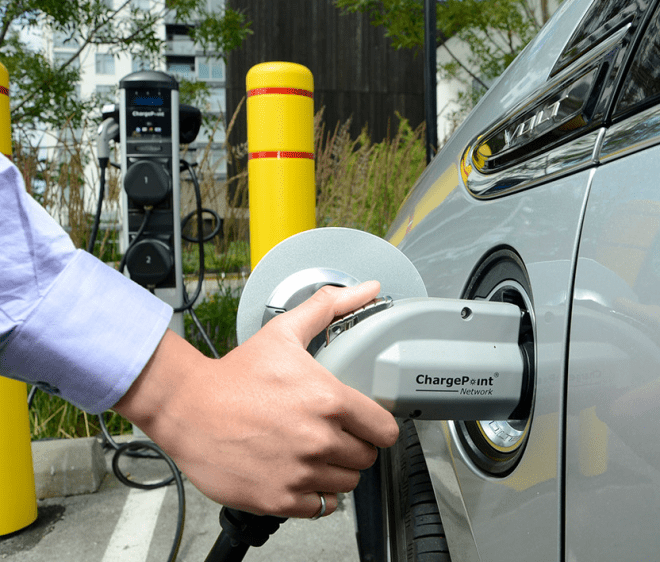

{"left": 0, "top": 0, "right": 251, "bottom": 137}
{"left": 336, "top": 0, "right": 556, "bottom": 116}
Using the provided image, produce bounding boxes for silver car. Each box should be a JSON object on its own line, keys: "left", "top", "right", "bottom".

{"left": 368, "top": 0, "right": 660, "bottom": 559}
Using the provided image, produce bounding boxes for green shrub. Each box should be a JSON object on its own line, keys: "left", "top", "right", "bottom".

{"left": 184, "top": 285, "right": 241, "bottom": 358}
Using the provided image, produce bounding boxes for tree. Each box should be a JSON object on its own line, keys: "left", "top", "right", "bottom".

{"left": 336, "top": 0, "right": 556, "bottom": 118}
{"left": 0, "top": 0, "right": 251, "bottom": 138}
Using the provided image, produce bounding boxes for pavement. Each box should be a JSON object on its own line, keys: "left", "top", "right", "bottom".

{"left": 0, "top": 437, "right": 361, "bottom": 562}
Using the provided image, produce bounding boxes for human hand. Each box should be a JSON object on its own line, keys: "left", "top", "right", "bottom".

{"left": 114, "top": 281, "right": 399, "bottom": 518}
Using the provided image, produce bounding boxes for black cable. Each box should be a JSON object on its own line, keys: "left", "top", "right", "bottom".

{"left": 174, "top": 160, "right": 205, "bottom": 313}
{"left": 97, "top": 412, "right": 162, "bottom": 458}
{"left": 112, "top": 441, "right": 185, "bottom": 562}
{"left": 181, "top": 208, "right": 222, "bottom": 243}
{"left": 117, "top": 207, "right": 153, "bottom": 274}
{"left": 205, "top": 509, "right": 287, "bottom": 562}
{"left": 88, "top": 157, "right": 108, "bottom": 254}
{"left": 188, "top": 304, "right": 221, "bottom": 360}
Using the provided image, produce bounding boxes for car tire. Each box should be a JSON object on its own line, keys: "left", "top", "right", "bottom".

{"left": 382, "top": 419, "right": 452, "bottom": 561}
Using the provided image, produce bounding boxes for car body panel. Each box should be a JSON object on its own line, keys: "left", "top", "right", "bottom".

{"left": 567, "top": 128, "right": 660, "bottom": 559}
{"left": 382, "top": 1, "right": 625, "bottom": 560}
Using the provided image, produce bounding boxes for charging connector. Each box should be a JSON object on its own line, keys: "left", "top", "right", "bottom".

{"left": 314, "top": 297, "right": 527, "bottom": 421}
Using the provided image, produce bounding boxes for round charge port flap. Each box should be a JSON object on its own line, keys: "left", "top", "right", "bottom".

{"left": 236, "top": 227, "right": 428, "bottom": 344}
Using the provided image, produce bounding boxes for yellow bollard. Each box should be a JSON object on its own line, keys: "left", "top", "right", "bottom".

{"left": 246, "top": 62, "right": 316, "bottom": 269}
{"left": 0, "top": 64, "right": 11, "bottom": 159}
{"left": 0, "top": 61, "right": 38, "bottom": 535}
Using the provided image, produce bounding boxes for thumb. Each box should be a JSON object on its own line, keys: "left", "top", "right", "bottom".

{"left": 278, "top": 280, "right": 381, "bottom": 348}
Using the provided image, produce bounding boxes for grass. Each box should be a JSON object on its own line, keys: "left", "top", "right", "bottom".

{"left": 182, "top": 240, "right": 250, "bottom": 274}
{"left": 29, "top": 391, "right": 131, "bottom": 441}
{"left": 316, "top": 112, "right": 427, "bottom": 237}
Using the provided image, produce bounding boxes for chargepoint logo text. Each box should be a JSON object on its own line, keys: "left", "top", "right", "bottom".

{"left": 415, "top": 374, "right": 497, "bottom": 395}
{"left": 132, "top": 110, "right": 166, "bottom": 118}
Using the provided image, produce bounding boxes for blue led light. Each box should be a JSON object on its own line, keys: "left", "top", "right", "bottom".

{"left": 133, "top": 96, "right": 163, "bottom": 106}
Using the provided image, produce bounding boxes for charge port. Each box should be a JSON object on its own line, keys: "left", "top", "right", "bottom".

{"left": 454, "top": 249, "right": 536, "bottom": 476}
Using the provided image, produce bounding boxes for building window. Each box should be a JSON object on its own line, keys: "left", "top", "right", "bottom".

{"left": 53, "top": 30, "right": 78, "bottom": 49}
{"left": 96, "top": 85, "right": 115, "bottom": 104}
{"left": 54, "top": 51, "right": 80, "bottom": 69}
{"left": 168, "top": 64, "right": 193, "bottom": 79}
{"left": 198, "top": 58, "right": 225, "bottom": 82}
{"left": 132, "top": 57, "right": 151, "bottom": 72}
{"left": 96, "top": 53, "right": 115, "bottom": 75}
{"left": 166, "top": 56, "right": 194, "bottom": 80}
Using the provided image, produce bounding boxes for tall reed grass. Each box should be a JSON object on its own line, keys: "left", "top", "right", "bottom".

{"left": 316, "top": 111, "right": 426, "bottom": 237}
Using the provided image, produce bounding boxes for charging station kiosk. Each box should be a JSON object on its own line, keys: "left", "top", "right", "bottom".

{"left": 118, "top": 71, "right": 185, "bottom": 336}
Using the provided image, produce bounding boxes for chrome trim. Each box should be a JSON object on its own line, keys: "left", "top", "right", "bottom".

{"left": 465, "top": 128, "right": 603, "bottom": 199}
{"left": 474, "top": 66, "right": 599, "bottom": 172}
{"left": 475, "top": 280, "right": 535, "bottom": 454}
{"left": 464, "top": 23, "right": 629, "bottom": 199}
{"left": 599, "top": 104, "right": 660, "bottom": 164}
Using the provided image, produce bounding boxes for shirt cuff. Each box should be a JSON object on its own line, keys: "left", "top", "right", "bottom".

{"left": 0, "top": 250, "right": 173, "bottom": 414}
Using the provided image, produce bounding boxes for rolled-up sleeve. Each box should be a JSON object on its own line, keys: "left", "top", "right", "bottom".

{"left": 0, "top": 154, "right": 173, "bottom": 414}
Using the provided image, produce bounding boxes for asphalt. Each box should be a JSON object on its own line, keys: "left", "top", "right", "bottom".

{"left": 0, "top": 437, "right": 361, "bottom": 562}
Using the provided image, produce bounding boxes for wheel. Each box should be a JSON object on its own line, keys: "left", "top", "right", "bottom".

{"left": 384, "top": 419, "right": 452, "bottom": 561}
{"left": 354, "top": 418, "right": 452, "bottom": 561}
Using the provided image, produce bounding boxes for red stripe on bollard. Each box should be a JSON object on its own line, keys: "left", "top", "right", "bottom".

{"left": 248, "top": 151, "right": 314, "bottom": 160}
{"left": 247, "top": 87, "right": 313, "bottom": 98}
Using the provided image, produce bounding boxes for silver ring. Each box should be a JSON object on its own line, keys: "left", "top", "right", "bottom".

{"left": 310, "top": 492, "right": 326, "bottom": 520}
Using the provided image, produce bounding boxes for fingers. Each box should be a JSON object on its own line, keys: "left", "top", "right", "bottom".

{"left": 271, "top": 280, "right": 399, "bottom": 449}
{"left": 302, "top": 492, "right": 337, "bottom": 519}
{"left": 279, "top": 280, "right": 381, "bottom": 348}
{"left": 339, "top": 387, "right": 400, "bottom": 449}
{"left": 305, "top": 463, "right": 362, "bottom": 495}
{"left": 320, "top": 429, "right": 379, "bottom": 471}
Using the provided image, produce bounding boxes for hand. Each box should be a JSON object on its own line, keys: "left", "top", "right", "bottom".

{"left": 113, "top": 281, "right": 399, "bottom": 518}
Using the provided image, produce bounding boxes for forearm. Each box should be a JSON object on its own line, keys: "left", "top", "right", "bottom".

{"left": 0, "top": 154, "right": 173, "bottom": 413}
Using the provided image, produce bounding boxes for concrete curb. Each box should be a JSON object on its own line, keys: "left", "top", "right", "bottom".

{"left": 31, "top": 437, "right": 106, "bottom": 499}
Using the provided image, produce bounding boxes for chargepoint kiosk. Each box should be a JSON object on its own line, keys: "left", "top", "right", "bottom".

{"left": 119, "top": 71, "right": 184, "bottom": 336}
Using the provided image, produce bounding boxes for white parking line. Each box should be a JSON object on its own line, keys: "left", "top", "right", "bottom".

{"left": 102, "top": 485, "right": 168, "bottom": 562}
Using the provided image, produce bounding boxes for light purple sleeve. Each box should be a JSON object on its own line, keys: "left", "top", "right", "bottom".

{"left": 0, "top": 154, "right": 173, "bottom": 414}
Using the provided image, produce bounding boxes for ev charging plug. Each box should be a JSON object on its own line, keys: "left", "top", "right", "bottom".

{"left": 220, "top": 227, "right": 534, "bottom": 562}
{"left": 313, "top": 296, "right": 526, "bottom": 421}
{"left": 97, "top": 117, "right": 119, "bottom": 163}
